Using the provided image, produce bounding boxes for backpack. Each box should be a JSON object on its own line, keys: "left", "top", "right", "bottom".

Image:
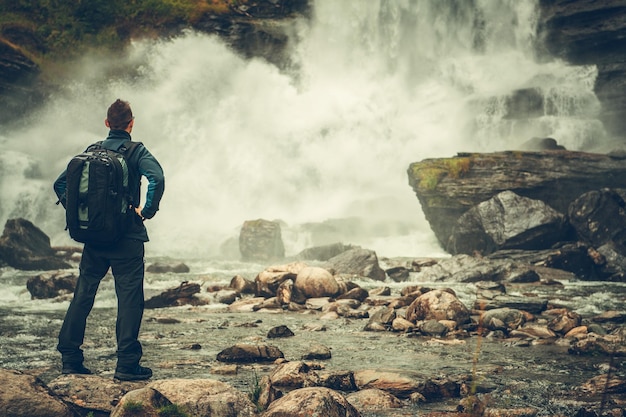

{"left": 63, "top": 140, "right": 140, "bottom": 245}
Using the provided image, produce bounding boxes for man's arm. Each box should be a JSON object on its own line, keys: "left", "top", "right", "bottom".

{"left": 54, "top": 169, "right": 68, "bottom": 208}
{"left": 136, "top": 147, "right": 165, "bottom": 219}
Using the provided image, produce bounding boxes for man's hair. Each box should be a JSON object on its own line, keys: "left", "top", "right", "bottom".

{"left": 107, "top": 99, "right": 134, "bottom": 130}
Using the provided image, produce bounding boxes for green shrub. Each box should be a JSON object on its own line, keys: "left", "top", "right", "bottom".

{"left": 158, "top": 403, "right": 191, "bottom": 417}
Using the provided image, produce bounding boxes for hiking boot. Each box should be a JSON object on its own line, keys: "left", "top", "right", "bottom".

{"left": 62, "top": 363, "right": 93, "bottom": 375}
{"left": 114, "top": 365, "right": 153, "bottom": 381}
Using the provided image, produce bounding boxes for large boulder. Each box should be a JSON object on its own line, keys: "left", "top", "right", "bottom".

{"left": 448, "top": 190, "right": 568, "bottom": 255}
{"left": 261, "top": 387, "right": 361, "bottom": 417}
{"left": 294, "top": 266, "right": 340, "bottom": 298}
{"left": 239, "top": 219, "right": 285, "bottom": 262}
{"left": 407, "top": 151, "right": 626, "bottom": 250}
{"left": 0, "top": 369, "right": 75, "bottom": 417}
{"left": 325, "top": 248, "right": 386, "bottom": 281}
{"left": 405, "top": 289, "right": 470, "bottom": 325}
{"left": 0, "top": 218, "right": 71, "bottom": 270}
{"left": 568, "top": 188, "right": 626, "bottom": 247}
{"left": 148, "top": 378, "right": 257, "bottom": 417}
{"left": 255, "top": 262, "right": 307, "bottom": 298}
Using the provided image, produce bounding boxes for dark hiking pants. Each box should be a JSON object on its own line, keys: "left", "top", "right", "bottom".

{"left": 57, "top": 238, "right": 145, "bottom": 369}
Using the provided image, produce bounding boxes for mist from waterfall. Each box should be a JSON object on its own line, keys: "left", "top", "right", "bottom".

{"left": 0, "top": 0, "right": 604, "bottom": 259}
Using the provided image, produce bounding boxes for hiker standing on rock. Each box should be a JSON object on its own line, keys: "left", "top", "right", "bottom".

{"left": 53, "top": 99, "right": 165, "bottom": 381}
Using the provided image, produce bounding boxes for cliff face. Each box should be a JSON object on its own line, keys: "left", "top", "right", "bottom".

{"left": 0, "top": 0, "right": 309, "bottom": 124}
{"left": 407, "top": 150, "right": 626, "bottom": 249}
{"left": 538, "top": 0, "right": 626, "bottom": 138}
{"left": 1, "top": 0, "right": 624, "bottom": 131}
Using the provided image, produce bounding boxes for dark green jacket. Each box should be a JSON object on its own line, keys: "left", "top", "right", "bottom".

{"left": 54, "top": 130, "right": 165, "bottom": 242}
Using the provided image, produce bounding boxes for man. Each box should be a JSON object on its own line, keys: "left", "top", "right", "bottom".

{"left": 53, "top": 99, "right": 165, "bottom": 381}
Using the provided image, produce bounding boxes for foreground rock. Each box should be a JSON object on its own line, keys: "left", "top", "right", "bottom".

{"left": 0, "top": 218, "right": 71, "bottom": 270}
{"left": 26, "top": 271, "right": 77, "bottom": 299}
{"left": 147, "top": 379, "right": 257, "bottom": 417}
{"left": 261, "top": 387, "right": 361, "bottom": 417}
{"left": 0, "top": 369, "right": 74, "bottom": 417}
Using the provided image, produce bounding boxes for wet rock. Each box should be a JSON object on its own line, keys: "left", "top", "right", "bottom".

{"left": 547, "top": 310, "right": 582, "bottom": 335}
{"left": 269, "top": 361, "right": 320, "bottom": 394}
{"left": 253, "top": 296, "right": 283, "bottom": 311}
{"left": 305, "top": 297, "right": 331, "bottom": 311}
{"left": 110, "top": 387, "right": 171, "bottom": 417}
{"left": 578, "top": 375, "right": 626, "bottom": 395}
{"left": 294, "top": 266, "right": 340, "bottom": 298}
{"left": 228, "top": 296, "right": 267, "bottom": 312}
{"left": 405, "top": 289, "right": 470, "bottom": 325}
{"left": 346, "top": 388, "right": 404, "bottom": 410}
{"left": 214, "top": 289, "right": 238, "bottom": 304}
{"left": 392, "top": 317, "right": 417, "bottom": 333}
{"left": 144, "top": 281, "right": 205, "bottom": 308}
{"left": 0, "top": 218, "right": 71, "bottom": 270}
{"left": 475, "top": 295, "right": 548, "bottom": 315}
{"left": 325, "top": 248, "right": 387, "bottom": 281}
{"left": 145, "top": 261, "right": 190, "bottom": 273}
{"left": 230, "top": 274, "right": 256, "bottom": 294}
{"left": 509, "top": 324, "right": 557, "bottom": 340}
{"left": 594, "top": 242, "right": 626, "bottom": 281}
{"left": 448, "top": 191, "right": 568, "bottom": 255}
{"left": 296, "top": 242, "right": 357, "bottom": 261}
{"left": 480, "top": 308, "right": 526, "bottom": 331}
{"left": 568, "top": 333, "right": 626, "bottom": 356}
{"left": 267, "top": 325, "right": 295, "bottom": 338}
{"left": 591, "top": 310, "right": 626, "bottom": 324}
{"left": 363, "top": 306, "right": 396, "bottom": 331}
{"left": 255, "top": 262, "right": 306, "bottom": 297}
{"left": 568, "top": 189, "right": 626, "bottom": 248}
{"left": 336, "top": 286, "right": 369, "bottom": 302}
{"left": 48, "top": 374, "right": 145, "bottom": 415}
{"left": 386, "top": 266, "right": 410, "bottom": 282}
{"left": 260, "top": 387, "right": 361, "bottom": 417}
{"left": 420, "top": 319, "right": 449, "bottom": 337}
{"left": 0, "top": 369, "right": 74, "bottom": 417}
{"left": 26, "top": 271, "right": 77, "bottom": 299}
{"left": 370, "top": 286, "right": 391, "bottom": 296}
{"left": 148, "top": 378, "right": 256, "bottom": 417}
{"left": 318, "top": 370, "right": 357, "bottom": 392}
{"left": 353, "top": 370, "right": 422, "bottom": 399}
{"left": 276, "top": 278, "right": 301, "bottom": 305}
{"left": 217, "top": 343, "right": 284, "bottom": 363}
{"left": 239, "top": 218, "right": 285, "bottom": 262}
{"left": 407, "top": 151, "right": 626, "bottom": 249}
{"left": 302, "top": 343, "right": 331, "bottom": 360}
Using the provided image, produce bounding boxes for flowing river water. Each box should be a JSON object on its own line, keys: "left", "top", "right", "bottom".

{"left": 1, "top": 257, "right": 625, "bottom": 416}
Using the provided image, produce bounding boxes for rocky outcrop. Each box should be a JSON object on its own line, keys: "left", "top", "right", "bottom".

{"left": 0, "top": 369, "right": 75, "bottom": 417}
{"left": 538, "top": 0, "right": 626, "bottom": 137}
{"left": 0, "top": 39, "right": 41, "bottom": 125}
{"left": 239, "top": 218, "right": 285, "bottom": 262}
{"left": 0, "top": 218, "right": 71, "bottom": 270}
{"left": 407, "top": 150, "right": 626, "bottom": 250}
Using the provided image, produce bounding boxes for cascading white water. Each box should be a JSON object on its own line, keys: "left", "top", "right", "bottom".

{"left": 0, "top": 0, "right": 604, "bottom": 259}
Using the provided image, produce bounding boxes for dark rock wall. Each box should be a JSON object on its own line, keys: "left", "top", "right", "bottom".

{"left": 538, "top": 0, "right": 626, "bottom": 138}
{"left": 0, "top": 0, "right": 624, "bottom": 137}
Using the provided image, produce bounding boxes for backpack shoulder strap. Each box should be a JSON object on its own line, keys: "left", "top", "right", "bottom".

{"left": 85, "top": 141, "right": 104, "bottom": 152}
{"left": 118, "top": 141, "right": 142, "bottom": 162}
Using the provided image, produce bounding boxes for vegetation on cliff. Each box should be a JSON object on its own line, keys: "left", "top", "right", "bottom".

{"left": 0, "top": 0, "right": 244, "bottom": 65}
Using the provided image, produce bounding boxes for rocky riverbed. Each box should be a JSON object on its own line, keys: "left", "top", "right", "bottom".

{"left": 1, "top": 255, "right": 625, "bottom": 417}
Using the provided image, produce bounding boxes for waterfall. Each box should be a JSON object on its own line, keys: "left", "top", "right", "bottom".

{"left": 0, "top": 0, "right": 603, "bottom": 259}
